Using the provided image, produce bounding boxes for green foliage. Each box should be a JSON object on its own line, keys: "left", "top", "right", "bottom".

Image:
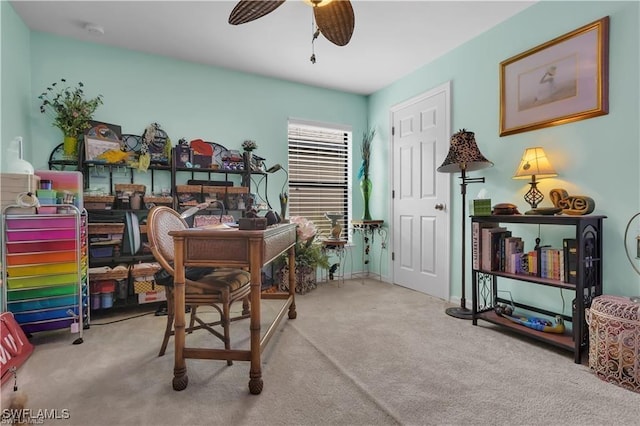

{"left": 292, "top": 236, "right": 330, "bottom": 270}
{"left": 278, "top": 216, "right": 329, "bottom": 270}
{"left": 38, "top": 78, "right": 103, "bottom": 137}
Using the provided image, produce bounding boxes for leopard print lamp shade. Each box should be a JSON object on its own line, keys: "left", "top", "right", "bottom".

{"left": 437, "top": 129, "right": 493, "bottom": 173}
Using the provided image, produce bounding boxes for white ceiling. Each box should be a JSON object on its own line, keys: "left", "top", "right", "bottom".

{"left": 11, "top": 0, "right": 536, "bottom": 95}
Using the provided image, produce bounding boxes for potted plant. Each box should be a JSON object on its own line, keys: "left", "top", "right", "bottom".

{"left": 241, "top": 140, "right": 257, "bottom": 152}
{"left": 38, "top": 78, "right": 103, "bottom": 159}
{"left": 278, "top": 216, "right": 329, "bottom": 294}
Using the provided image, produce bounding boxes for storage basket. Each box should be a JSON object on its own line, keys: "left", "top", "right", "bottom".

{"left": 131, "top": 262, "right": 161, "bottom": 293}
{"left": 114, "top": 183, "right": 146, "bottom": 194}
{"left": 114, "top": 184, "right": 146, "bottom": 209}
{"left": 83, "top": 195, "right": 114, "bottom": 210}
{"left": 176, "top": 185, "right": 202, "bottom": 206}
{"left": 587, "top": 295, "right": 640, "bottom": 393}
{"left": 193, "top": 214, "right": 235, "bottom": 227}
{"left": 88, "top": 223, "right": 125, "bottom": 235}
{"left": 130, "top": 262, "right": 161, "bottom": 278}
{"left": 89, "top": 265, "right": 129, "bottom": 281}
{"left": 143, "top": 195, "right": 173, "bottom": 207}
{"left": 133, "top": 279, "right": 157, "bottom": 294}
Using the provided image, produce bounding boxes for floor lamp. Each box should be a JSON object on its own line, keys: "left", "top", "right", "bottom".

{"left": 437, "top": 129, "right": 493, "bottom": 320}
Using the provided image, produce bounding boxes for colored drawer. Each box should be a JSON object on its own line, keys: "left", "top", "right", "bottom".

{"left": 5, "top": 216, "right": 75, "bottom": 229}
{"left": 14, "top": 307, "right": 78, "bottom": 324}
{"left": 8, "top": 296, "right": 78, "bottom": 312}
{"left": 21, "top": 319, "right": 74, "bottom": 334}
{"left": 5, "top": 240, "right": 77, "bottom": 254}
{"left": 7, "top": 284, "right": 77, "bottom": 301}
{"left": 5, "top": 250, "right": 76, "bottom": 266}
{"left": 7, "top": 273, "right": 78, "bottom": 289}
{"left": 5, "top": 228, "right": 76, "bottom": 242}
{"left": 6, "top": 262, "right": 77, "bottom": 278}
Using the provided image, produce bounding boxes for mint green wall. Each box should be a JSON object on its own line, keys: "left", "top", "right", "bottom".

{"left": 369, "top": 1, "right": 640, "bottom": 305}
{"left": 1, "top": 0, "right": 31, "bottom": 170}
{"left": 4, "top": 1, "right": 639, "bottom": 301}
{"left": 24, "top": 33, "right": 369, "bottom": 260}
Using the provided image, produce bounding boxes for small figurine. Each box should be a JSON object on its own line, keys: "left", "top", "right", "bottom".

{"left": 495, "top": 303, "right": 565, "bottom": 334}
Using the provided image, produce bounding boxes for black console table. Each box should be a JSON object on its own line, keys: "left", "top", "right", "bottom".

{"left": 471, "top": 214, "right": 605, "bottom": 363}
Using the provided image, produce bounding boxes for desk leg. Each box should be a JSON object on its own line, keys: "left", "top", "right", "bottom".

{"left": 172, "top": 237, "right": 188, "bottom": 391}
{"left": 288, "top": 245, "right": 297, "bottom": 319}
{"left": 248, "top": 238, "right": 263, "bottom": 395}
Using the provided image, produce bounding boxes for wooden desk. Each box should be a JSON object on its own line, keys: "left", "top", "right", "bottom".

{"left": 169, "top": 223, "right": 297, "bottom": 394}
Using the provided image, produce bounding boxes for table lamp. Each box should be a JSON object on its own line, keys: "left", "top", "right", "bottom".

{"left": 437, "top": 129, "right": 493, "bottom": 320}
{"left": 267, "top": 163, "right": 289, "bottom": 221}
{"left": 513, "top": 147, "right": 557, "bottom": 212}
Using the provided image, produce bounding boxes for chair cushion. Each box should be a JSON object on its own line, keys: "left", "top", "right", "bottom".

{"left": 187, "top": 268, "right": 250, "bottom": 294}
{"left": 154, "top": 266, "right": 217, "bottom": 288}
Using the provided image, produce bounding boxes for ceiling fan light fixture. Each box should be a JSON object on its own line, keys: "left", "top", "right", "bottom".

{"left": 304, "top": 0, "right": 334, "bottom": 7}
{"left": 229, "top": 0, "right": 353, "bottom": 47}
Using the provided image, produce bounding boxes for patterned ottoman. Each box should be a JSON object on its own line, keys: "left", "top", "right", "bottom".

{"left": 587, "top": 295, "right": 640, "bottom": 393}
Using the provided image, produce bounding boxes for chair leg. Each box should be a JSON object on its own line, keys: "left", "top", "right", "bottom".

{"left": 242, "top": 295, "right": 250, "bottom": 316}
{"left": 222, "top": 292, "right": 233, "bottom": 366}
{"left": 159, "top": 287, "right": 175, "bottom": 357}
{"left": 188, "top": 305, "right": 197, "bottom": 333}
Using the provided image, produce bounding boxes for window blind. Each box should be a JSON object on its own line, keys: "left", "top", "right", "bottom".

{"left": 287, "top": 121, "right": 352, "bottom": 240}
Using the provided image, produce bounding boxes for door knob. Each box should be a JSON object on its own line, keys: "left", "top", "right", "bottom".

{"left": 435, "top": 203, "right": 445, "bottom": 211}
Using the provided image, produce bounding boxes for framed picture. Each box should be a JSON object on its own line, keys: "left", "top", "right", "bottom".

{"left": 500, "top": 16, "right": 609, "bottom": 136}
{"left": 85, "top": 120, "right": 122, "bottom": 141}
{"left": 84, "top": 136, "right": 121, "bottom": 162}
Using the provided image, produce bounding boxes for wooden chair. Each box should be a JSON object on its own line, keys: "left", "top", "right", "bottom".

{"left": 146, "top": 206, "right": 251, "bottom": 362}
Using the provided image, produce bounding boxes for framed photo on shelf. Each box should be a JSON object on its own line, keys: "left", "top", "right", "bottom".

{"left": 84, "top": 136, "right": 121, "bottom": 162}
{"left": 499, "top": 16, "right": 609, "bottom": 136}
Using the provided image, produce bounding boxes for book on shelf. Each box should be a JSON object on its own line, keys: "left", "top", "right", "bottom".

{"left": 505, "top": 238, "right": 524, "bottom": 273}
{"left": 536, "top": 245, "right": 569, "bottom": 281}
{"left": 563, "top": 238, "right": 578, "bottom": 284}
{"left": 527, "top": 250, "right": 538, "bottom": 276}
{"left": 472, "top": 222, "right": 499, "bottom": 270}
{"left": 539, "top": 246, "right": 549, "bottom": 279}
{"left": 491, "top": 229, "right": 511, "bottom": 271}
{"left": 481, "top": 226, "right": 507, "bottom": 271}
{"left": 503, "top": 236, "right": 522, "bottom": 273}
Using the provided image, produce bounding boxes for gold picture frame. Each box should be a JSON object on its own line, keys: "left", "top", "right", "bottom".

{"left": 500, "top": 17, "right": 609, "bottom": 137}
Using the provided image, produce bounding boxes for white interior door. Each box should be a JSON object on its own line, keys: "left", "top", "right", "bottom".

{"left": 391, "top": 82, "right": 451, "bottom": 300}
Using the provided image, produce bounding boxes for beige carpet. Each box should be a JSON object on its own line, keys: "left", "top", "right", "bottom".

{"left": 2, "top": 278, "right": 639, "bottom": 425}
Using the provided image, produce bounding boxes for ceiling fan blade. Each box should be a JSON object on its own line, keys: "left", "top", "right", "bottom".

{"left": 228, "top": 0, "right": 286, "bottom": 25}
{"left": 314, "top": 0, "right": 354, "bottom": 46}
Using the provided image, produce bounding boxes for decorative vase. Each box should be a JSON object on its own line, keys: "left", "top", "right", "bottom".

{"left": 331, "top": 223, "right": 342, "bottom": 240}
{"left": 280, "top": 200, "right": 288, "bottom": 222}
{"left": 360, "top": 177, "right": 372, "bottom": 221}
{"left": 325, "top": 212, "right": 343, "bottom": 240}
{"left": 63, "top": 135, "right": 78, "bottom": 159}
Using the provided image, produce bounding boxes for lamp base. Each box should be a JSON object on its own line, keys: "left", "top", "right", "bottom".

{"left": 445, "top": 306, "right": 474, "bottom": 320}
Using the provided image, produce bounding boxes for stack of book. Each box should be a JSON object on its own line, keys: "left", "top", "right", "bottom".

{"left": 472, "top": 222, "right": 578, "bottom": 284}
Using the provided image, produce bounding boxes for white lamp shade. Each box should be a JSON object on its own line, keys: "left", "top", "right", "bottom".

{"left": 513, "top": 147, "right": 557, "bottom": 180}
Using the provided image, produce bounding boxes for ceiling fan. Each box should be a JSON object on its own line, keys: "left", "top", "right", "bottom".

{"left": 228, "top": 0, "right": 355, "bottom": 47}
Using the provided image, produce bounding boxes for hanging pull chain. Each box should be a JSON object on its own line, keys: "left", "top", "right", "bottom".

{"left": 310, "top": 10, "right": 319, "bottom": 63}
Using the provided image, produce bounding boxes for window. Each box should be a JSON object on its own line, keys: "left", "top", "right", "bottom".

{"left": 287, "top": 119, "right": 352, "bottom": 240}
